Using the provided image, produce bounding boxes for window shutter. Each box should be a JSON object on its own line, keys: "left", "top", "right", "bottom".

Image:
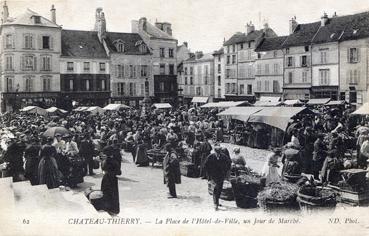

{"left": 38, "top": 35, "right": 42, "bottom": 49}
{"left": 50, "top": 36, "right": 54, "bottom": 50}
{"left": 33, "top": 57, "right": 37, "bottom": 71}
{"left": 21, "top": 56, "right": 25, "bottom": 70}
{"left": 306, "top": 55, "right": 310, "bottom": 66}
{"left": 30, "top": 34, "right": 34, "bottom": 49}
{"left": 357, "top": 69, "right": 361, "bottom": 83}
{"left": 12, "top": 34, "right": 15, "bottom": 49}
{"left": 114, "top": 65, "right": 118, "bottom": 77}
{"left": 3, "top": 35, "right": 6, "bottom": 48}
{"left": 292, "top": 57, "right": 295, "bottom": 67}
{"left": 347, "top": 48, "right": 350, "bottom": 62}
{"left": 357, "top": 48, "right": 361, "bottom": 62}
{"left": 124, "top": 65, "right": 129, "bottom": 77}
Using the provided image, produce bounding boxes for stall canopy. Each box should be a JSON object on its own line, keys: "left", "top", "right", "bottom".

{"left": 46, "top": 107, "right": 67, "bottom": 114}
{"left": 191, "top": 97, "right": 209, "bottom": 104}
{"left": 86, "top": 106, "right": 105, "bottom": 115}
{"left": 201, "top": 101, "right": 249, "bottom": 108}
{"left": 103, "top": 103, "right": 130, "bottom": 111}
{"left": 352, "top": 103, "right": 369, "bottom": 115}
{"left": 259, "top": 96, "right": 281, "bottom": 102}
{"left": 283, "top": 99, "right": 303, "bottom": 106}
{"left": 73, "top": 106, "right": 89, "bottom": 112}
{"left": 253, "top": 101, "right": 282, "bottom": 107}
{"left": 326, "top": 100, "right": 347, "bottom": 106}
{"left": 20, "top": 106, "right": 47, "bottom": 116}
{"left": 153, "top": 103, "right": 172, "bottom": 109}
{"left": 306, "top": 98, "right": 331, "bottom": 105}
{"left": 217, "top": 107, "right": 263, "bottom": 122}
{"left": 248, "top": 107, "right": 310, "bottom": 131}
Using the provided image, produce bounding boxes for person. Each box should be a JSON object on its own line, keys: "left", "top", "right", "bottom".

{"left": 204, "top": 143, "right": 231, "bottom": 210}
{"left": 198, "top": 137, "right": 212, "bottom": 179}
{"left": 135, "top": 139, "right": 149, "bottom": 167}
{"left": 24, "top": 137, "right": 41, "bottom": 185}
{"left": 63, "top": 134, "right": 79, "bottom": 157}
{"left": 230, "top": 147, "right": 246, "bottom": 176}
{"left": 100, "top": 157, "right": 120, "bottom": 215}
{"left": 359, "top": 135, "right": 369, "bottom": 169}
{"left": 3, "top": 135, "right": 26, "bottom": 182}
{"left": 312, "top": 133, "right": 327, "bottom": 179}
{"left": 79, "top": 134, "right": 96, "bottom": 176}
{"left": 38, "top": 137, "right": 60, "bottom": 189}
{"left": 163, "top": 143, "right": 181, "bottom": 198}
{"left": 302, "top": 127, "right": 315, "bottom": 174}
{"left": 262, "top": 148, "right": 282, "bottom": 185}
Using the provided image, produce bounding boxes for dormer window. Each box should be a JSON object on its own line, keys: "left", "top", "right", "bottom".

{"left": 139, "top": 44, "right": 147, "bottom": 53}
{"left": 34, "top": 16, "right": 41, "bottom": 24}
{"left": 114, "top": 40, "right": 125, "bottom": 52}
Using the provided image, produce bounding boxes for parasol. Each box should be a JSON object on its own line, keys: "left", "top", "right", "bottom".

{"left": 43, "top": 127, "right": 70, "bottom": 138}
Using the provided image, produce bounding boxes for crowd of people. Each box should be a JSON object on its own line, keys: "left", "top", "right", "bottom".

{"left": 0, "top": 103, "right": 368, "bottom": 213}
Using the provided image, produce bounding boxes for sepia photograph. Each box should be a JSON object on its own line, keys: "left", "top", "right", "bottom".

{"left": 0, "top": 0, "right": 369, "bottom": 235}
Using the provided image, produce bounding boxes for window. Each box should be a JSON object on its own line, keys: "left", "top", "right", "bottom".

{"left": 273, "top": 80, "right": 279, "bottom": 93}
{"left": 218, "top": 88, "right": 221, "bottom": 98}
{"left": 218, "top": 76, "right": 221, "bottom": 86}
{"left": 159, "top": 82, "right": 165, "bottom": 92}
{"left": 301, "top": 55, "right": 307, "bottom": 67}
{"left": 248, "top": 42, "right": 251, "bottom": 48}
{"left": 184, "top": 67, "right": 188, "bottom": 75}
{"left": 257, "top": 53, "right": 261, "bottom": 59}
{"left": 101, "top": 80, "right": 106, "bottom": 91}
{"left": 320, "top": 52, "right": 327, "bottom": 64}
{"left": 6, "top": 77, "right": 13, "bottom": 92}
{"left": 160, "top": 48, "right": 165, "bottom": 57}
{"left": 287, "top": 57, "right": 293, "bottom": 67}
{"left": 288, "top": 72, "right": 293, "bottom": 84}
{"left": 24, "top": 34, "right": 34, "bottom": 49}
{"left": 232, "top": 44, "right": 235, "bottom": 52}
{"left": 240, "top": 43, "right": 244, "bottom": 50}
{"left": 5, "top": 34, "right": 13, "bottom": 49}
{"left": 139, "top": 44, "right": 147, "bottom": 53}
{"left": 184, "top": 77, "right": 188, "bottom": 85}
{"left": 226, "top": 69, "right": 231, "bottom": 78}
{"left": 227, "top": 56, "right": 230, "bottom": 64}
{"left": 265, "top": 64, "right": 269, "bottom": 75}
{"left": 160, "top": 64, "right": 165, "bottom": 75}
{"left": 190, "top": 67, "right": 193, "bottom": 75}
{"left": 34, "top": 16, "right": 41, "bottom": 24}
{"left": 67, "top": 62, "right": 74, "bottom": 72}
{"left": 302, "top": 71, "right": 308, "bottom": 83}
{"left": 41, "top": 55, "right": 51, "bottom": 71}
{"left": 196, "top": 87, "right": 202, "bottom": 96}
{"left": 141, "top": 65, "right": 148, "bottom": 77}
{"left": 100, "top": 63, "right": 106, "bottom": 72}
{"left": 116, "top": 42, "right": 124, "bottom": 52}
{"left": 82, "top": 80, "right": 91, "bottom": 91}
{"left": 286, "top": 48, "right": 290, "bottom": 54}
{"left": 218, "top": 55, "right": 221, "bottom": 62}
{"left": 217, "top": 64, "right": 221, "bottom": 73}
{"left": 129, "top": 83, "right": 136, "bottom": 96}
{"left": 130, "top": 65, "right": 135, "bottom": 78}
{"left": 232, "top": 55, "right": 236, "bottom": 64}
{"left": 265, "top": 81, "right": 270, "bottom": 91}
{"left": 190, "top": 77, "right": 193, "bottom": 85}
{"left": 169, "top": 64, "right": 174, "bottom": 75}
{"left": 257, "top": 64, "right": 262, "bottom": 75}
{"left": 319, "top": 69, "right": 330, "bottom": 85}
{"left": 273, "top": 51, "right": 277, "bottom": 58}
{"left": 22, "top": 55, "right": 36, "bottom": 71}
{"left": 115, "top": 65, "right": 123, "bottom": 78}
{"left": 348, "top": 69, "right": 360, "bottom": 84}
{"left": 257, "top": 81, "right": 262, "bottom": 91}
{"left": 5, "top": 55, "right": 13, "bottom": 71}
{"left": 239, "top": 84, "right": 245, "bottom": 94}
{"left": 42, "top": 36, "right": 50, "bottom": 49}
{"left": 231, "top": 83, "right": 236, "bottom": 93}
{"left": 349, "top": 48, "right": 359, "bottom": 63}
{"left": 25, "top": 76, "right": 33, "bottom": 92}
{"left": 42, "top": 77, "right": 51, "bottom": 91}
{"left": 117, "top": 83, "right": 125, "bottom": 96}
{"left": 169, "top": 48, "right": 174, "bottom": 58}
{"left": 227, "top": 46, "right": 230, "bottom": 53}
{"left": 140, "top": 84, "right": 144, "bottom": 95}
{"left": 226, "top": 83, "right": 230, "bottom": 93}
{"left": 68, "top": 79, "right": 74, "bottom": 91}
{"left": 83, "top": 62, "right": 90, "bottom": 72}
{"left": 247, "top": 84, "right": 252, "bottom": 95}
{"left": 304, "top": 46, "right": 309, "bottom": 52}
{"left": 273, "top": 64, "right": 279, "bottom": 74}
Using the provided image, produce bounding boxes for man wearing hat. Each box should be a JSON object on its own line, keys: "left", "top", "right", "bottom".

{"left": 79, "top": 134, "right": 96, "bottom": 176}
{"left": 163, "top": 143, "right": 181, "bottom": 198}
{"left": 204, "top": 143, "right": 231, "bottom": 210}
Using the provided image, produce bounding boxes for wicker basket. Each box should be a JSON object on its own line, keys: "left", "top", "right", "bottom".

{"left": 297, "top": 186, "right": 336, "bottom": 209}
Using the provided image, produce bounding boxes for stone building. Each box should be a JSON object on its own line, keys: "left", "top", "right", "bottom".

{"left": 0, "top": 4, "right": 61, "bottom": 112}
{"left": 213, "top": 48, "right": 225, "bottom": 100}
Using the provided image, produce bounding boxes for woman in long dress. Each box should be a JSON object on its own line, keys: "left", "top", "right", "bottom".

{"left": 38, "top": 137, "right": 60, "bottom": 189}
{"left": 262, "top": 148, "right": 282, "bottom": 186}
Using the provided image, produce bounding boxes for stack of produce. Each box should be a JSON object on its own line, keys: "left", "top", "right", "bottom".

{"left": 257, "top": 182, "right": 299, "bottom": 210}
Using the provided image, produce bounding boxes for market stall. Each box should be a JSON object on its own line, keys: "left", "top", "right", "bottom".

{"left": 86, "top": 106, "right": 105, "bottom": 115}
{"left": 201, "top": 101, "right": 250, "bottom": 109}
{"left": 253, "top": 101, "right": 283, "bottom": 107}
{"left": 103, "top": 103, "right": 130, "bottom": 111}
{"left": 152, "top": 103, "right": 172, "bottom": 109}
{"left": 306, "top": 98, "right": 331, "bottom": 106}
{"left": 283, "top": 99, "right": 304, "bottom": 107}
{"left": 191, "top": 97, "right": 209, "bottom": 107}
{"left": 46, "top": 107, "right": 67, "bottom": 116}
{"left": 20, "top": 106, "right": 47, "bottom": 116}
{"left": 352, "top": 103, "right": 369, "bottom": 115}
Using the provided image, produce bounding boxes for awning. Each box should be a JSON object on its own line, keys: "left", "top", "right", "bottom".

{"left": 201, "top": 101, "right": 249, "bottom": 108}
{"left": 20, "top": 106, "right": 47, "bottom": 116}
{"left": 46, "top": 107, "right": 67, "bottom": 114}
{"left": 283, "top": 100, "right": 303, "bottom": 106}
{"left": 306, "top": 98, "right": 331, "bottom": 105}
{"left": 191, "top": 97, "right": 209, "bottom": 103}
{"left": 153, "top": 103, "right": 172, "bottom": 109}
{"left": 352, "top": 103, "right": 369, "bottom": 115}
{"left": 103, "top": 104, "right": 130, "bottom": 111}
{"left": 259, "top": 96, "right": 281, "bottom": 102}
{"left": 248, "top": 107, "right": 309, "bottom": 130}
{"left": 217, "top": 107, "right": 263, "bottom": 122}
{"left": 73, "top": 106, "right": 89, "bottom": 111}
{"left": 326, "top": 100, "right": 346, "bottom": 106}
{"left": 86, "top": 106, "right": 105, "bottom": 115}
{"left": 253, "top": 101, "right": 282, "bottom": 107}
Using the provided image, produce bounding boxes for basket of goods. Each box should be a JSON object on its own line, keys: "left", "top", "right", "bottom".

{"left": 179, "top": 161, "right": 199, "bottom": 178}
{"left": 147, "top": 148, "right": 167, "bottom": 164}
{"left": 68, "top": 156, "right": 85, "bottom": 186}
{"left": 257, "top": 182, "right": 299, "bottom": 211}
{"left": 208, "top": 180, "right": 234, "bottom": 201}
{"left": 297, "top": 185, "right": 336, "bottom": 209}
{"left": 84, "top": 187, "right": 104, "bottom": 211}
{"left": 230, "top": 173, "right": 262, "bottom": 208}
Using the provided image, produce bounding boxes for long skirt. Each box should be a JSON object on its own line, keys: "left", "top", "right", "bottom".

{"left": 135, "top": 144, "right": 149, "bottom": 166}
{"left": 38, "top": 157, "right": 60, "bottom": 189}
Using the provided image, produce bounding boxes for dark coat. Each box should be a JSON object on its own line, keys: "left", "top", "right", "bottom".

{"left": 38, "top": 145, "right": 60, "bottom": 189}
{"left": 24, "top": 144, "right": 40, "bottom": 185}
{"left": 163, "top": 151, "right": 181, "bottom": 185}
{"left": 204, "top": 152, "right": 231, "bottom": 182}
{"left": 101, "top": 172, "right": 120, "bottom": 215}
{"left": 4, "top": 141, "right": 26, "bottom": 176}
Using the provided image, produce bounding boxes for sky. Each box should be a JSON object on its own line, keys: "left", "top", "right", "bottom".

{"left": 4, "top": 0, "right": 369, "bottom": 53}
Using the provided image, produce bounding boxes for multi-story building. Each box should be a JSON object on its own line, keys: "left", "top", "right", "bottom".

{"left": 223, "top": 22, "right": 277, "bottom": 101}
{"left": 176, "top": 42, "right": 192, "bottom": 104}
{"left": 132, "top": 18, "right": 178, "bottom": 105}
{"left": 60, "top": 29, "right": 110, "bottom": 108}
{"left": 254, "top": 36, "right": 287, "bottom": 98}
{"left": 213, "top": 48, "right": 225, "bottom": 100}
{"left": 181, "top": 51, "right": 214, "bottom": 104}
{"left": 0, "top": 4, "right": 61, "bottom": 112}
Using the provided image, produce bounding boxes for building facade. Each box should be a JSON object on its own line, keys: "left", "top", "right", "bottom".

{"left": 180, "top": 51, "right": 214, "bottom": 104}
{"left": 0, "top": 5, "right": 61, "bottom": 112}
{"left": 213, "top": 48, "right": 225, "bottom": 100}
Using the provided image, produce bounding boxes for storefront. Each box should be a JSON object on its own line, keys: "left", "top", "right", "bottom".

{"left": 1, "top": 92, "right": 59, "bottom": 112}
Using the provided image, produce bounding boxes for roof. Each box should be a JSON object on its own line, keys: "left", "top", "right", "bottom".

{"left": 134, "top": 20, "right": 175, "bottom": 40}
{"left": 153, "top": 103, "right": 172, "bottom": 109}
{"left": 213, "top": 48, "right": 224, "bottom": 55}
{"left": 104, "top": 32, "right": 150, "bottom": 55}
{"left": 185, "top": 53, "right": 214, "bottom": 62}
{"left": 326, "top": 100, "right": 347, "bottom": 106}
{"left": 255, "top": 36, "right": 288, "bottom": 52}
{"left": 103, "top": 104, "right": 130, "bottom": 110}
{"left": 306, "top": 98, "right": 331, "bottom": 105}
{"left": 259, "top": 96, "right": 281, "bottom": 102}
{"left": 253, "top": 101, "right": 282, "bottom": 107}
{"left": 352, "top": 103, "right": 369, "bottom": 115}
{"left": 312, "top": 12, "right": 369, "bottom": 44}
{"left": 282, "top": 22, "right": 321, "bottom": 48}
{"left": 217, "top": 107, "right": 263, "bottom": 122}
{"left": 283, "top": 99, "right": 303, "bottom": 106}
{"left": 191, "top": 97, "right": 209, "bottom": 103}
{"left": 224, "top": 28, "right": 277, "bottom": 46}
{"left": 61, "top": 30, "right": 108, "bottom": 58}
{"left": 3, "top": 9, "right": 59, "bottom": 28}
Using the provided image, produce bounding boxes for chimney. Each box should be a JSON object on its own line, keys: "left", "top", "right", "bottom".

{"left": 195, "top": 51, "right": 203, "bottom": 60}
{"left": 246, "top": 21, "right": 255, "bottom": 34}
{"left": 183, "top": 42, "right": 188, "bottom": 48}
{"left": 139, "top": 17, "right": 147, "bottom": 31}
{"left": 332, "top": 12, "right": 337, "bottom": 18}
{"left": 97, "top": 9, "right": 106, "bottom": 42}
{"left": 263, "top": 22, "right": 269, "bottom": 33}
{"left": 94, "top": 7, "right": 103, "bottom": 31}
{"left": 164, "top": 23, "right": 172, "bottom": 36}
{"left": 3, "top": 1, "right": 9, "bottom": 23}
{"left": 50, "top": 4, "right": 56, "bottom": 24}
{"left": 289, "top": 16, "right": 298, "bottom": 34}
{"left": 321, "top": 12, "right": 329, "bottom": 26}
